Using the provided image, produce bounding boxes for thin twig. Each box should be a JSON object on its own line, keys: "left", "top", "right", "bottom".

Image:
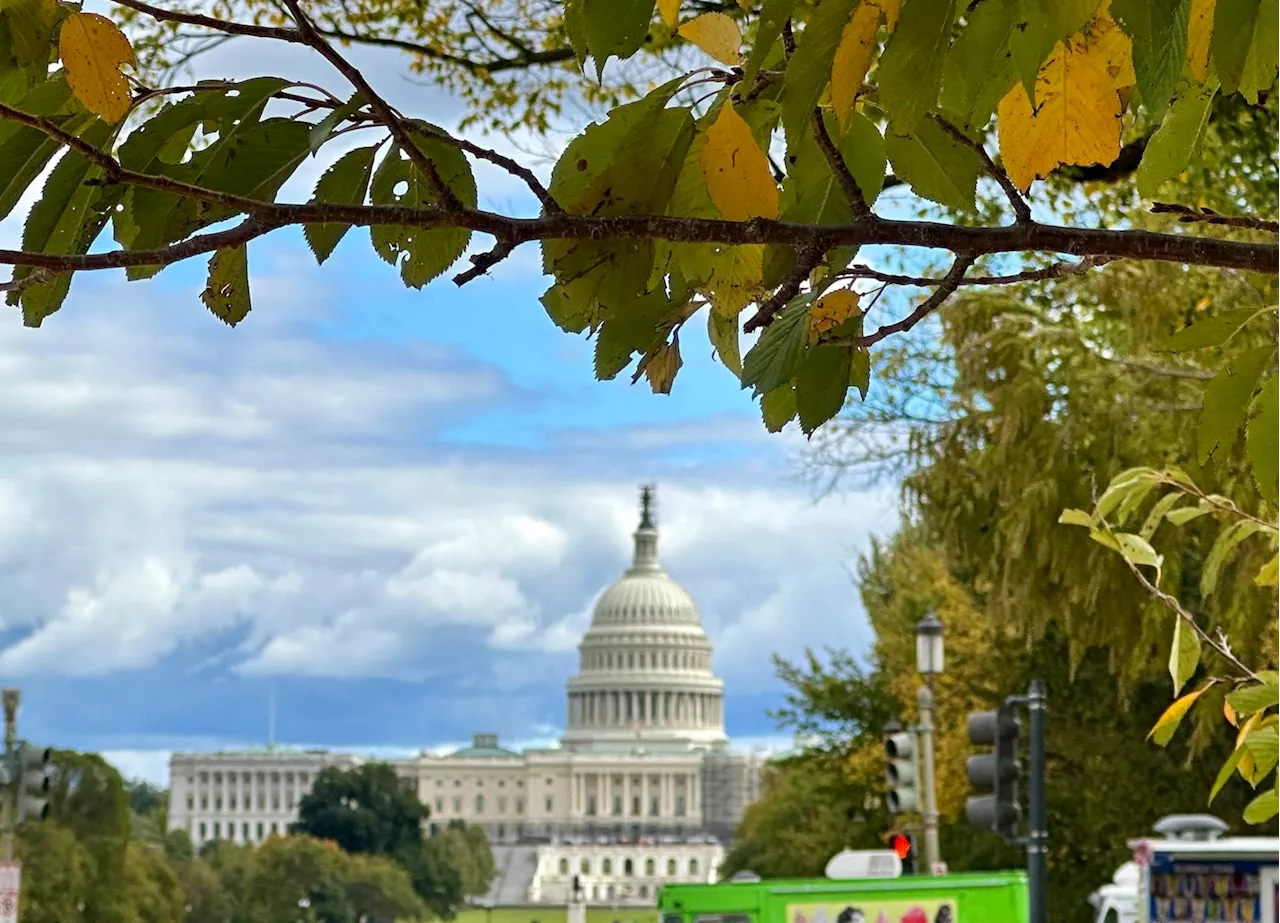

{"left": 835, "top": 254, "right": 977, "bottom": 349}
{"left": 813, "top": 109, "right": 870, "bottom": 218}
{"left": 742, "top": 241, "right": 827, "bottom": 333}
{"left": 1152, "top": 203, "right": 1280, "bottom": 234}
{"left": 112, "top": 0, "right": 302, "bottom": 42}
{"left": 931, "top": 114, "right": 1032, "bottom": 224}
{"left": 839, "top": 256, "right": 1101, "bottom": 288}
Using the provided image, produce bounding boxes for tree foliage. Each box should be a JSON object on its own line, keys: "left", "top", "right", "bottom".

{"left": 0, "top": 0, "right": 1274, "bottom": 437}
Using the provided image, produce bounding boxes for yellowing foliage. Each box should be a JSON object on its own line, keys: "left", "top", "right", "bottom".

{"left": 643, "top": 341, "right": 683, "bottom": 394}
{"left": 678, "top": 12, "right": 743, "bottom": 65}
{"left": 831, "top": 4, "right": 882, "bottom": 130}
{"left": 701, "top": 103, "right": 779, "bottom": 221}
{"left": 1186, "top": 0, "right": 1216, "bottom": 82}
{"left": 996, "top": 14, "right": 1133, "bottom": 191}
{"left": 658, "top": 0, "right": 681, "bottom": 29}
{"left": 59, "top": 12, "right": 136, "bottom": 123}
{"left": 808, "top": 288, "right": 860, "bottom": 342}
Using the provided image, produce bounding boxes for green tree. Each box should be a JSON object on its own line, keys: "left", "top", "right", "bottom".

{"left": 291, "top": 763, "right": 427, "bottom": 858}
{"left": 437, "top": 820, "right": 495, "bottom": 898}
{"left": 341, "top": 852, "right": 428, "bottom": 923}
{"left": 122, "top": 841, "right": 187, "bottom": 923}
{"left": 0, "top": 0, "right": 1272, "bottom": 444}
{"left": 245, "top": 836, "right": 355, "bottom": 923}
{"left": 170, "top": 858, "right": 235, "bottom": 923}
{"left": 15, "top": 822, "right": 94, "bottom": 923}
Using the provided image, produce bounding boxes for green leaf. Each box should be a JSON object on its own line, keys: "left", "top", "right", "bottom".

{"left": 1136, "top": 77, "right": 1219, "bottom": 198}
{"left": 593, "top": 289, "right": 675, "bottom": 381}
{"left": 1110, "top": 0, "right": 1190, "bottom": 117}
{"left": 1243, "top": 785, "right": 1278, "bottom": 825}
{"left": 1059, "top": 508, "right": 1095, "bottom": 527}
{"left": 849, "top": 347, "right": 870, "bottom": 400}
{"left": 1210, "top": 744, "right": 1247, "bottom": 803}
{"left": 0, "top": 86, "right": 91, "bottom": 221}
{"left": 10, "top": 119, "right": 121, "bottom": 326}
{"left": 1115, "top": 532, "right": 1163, "bottom": 572}
{"left": 563, "top": 0, "right": 589, "bottom": 68}
{"left": 1201, "top": 518, "right": 1268, "bottom": 598}
{"left": 1226, "top": 679, "right": 1280, "bottom": 717}
{"left": 1149, "top": 681, "right": 1214, "bottom": 746}
{"left": 370, "top": 129, "right": 477, "bottom": 289}
{"left": 582, "top": 0, "right": 656, "bottom": 65}
{"left": 1095, "top": 467, "right": 1162, "bottom": 522}
{"left": 779, "top": 0, "right": 857, "bottom": 143}
{"left": 708, "top": 310, "right": 742, "bottom": 378}
{"left": 1165, "top": 503, "right": 1214, "bottom": 525}
{"left": 201, "top": 246, "right": 251, "bottom": 327}
{"left": 3, "top": 0, "right": 55, "bottom": 65}
{"left": 742, "top": 0, "right": 797, "bottom": 89}
{"left": 303, "top": 144, "right": 379, "bottom": 265}
{"left": 884, "top": 119, "right": 984, "bottom": 213}
{"left": 1211, "top": 0, "right": 1278, "bottom": 103}
{"left": 1160, "top": 308, "right": 1260, "bottom": 352}
{"left": 1257, "top": 553, "right": 1279, "bottom": 587}
{"left": 796, "top": 345, "right": 853, "bottom": 436}
{"left": 742, "top": 297, "right": 811, "bottom": 396}
{"left": 1169, "top": 617, "right": 1201, "bottom": 695}
{"left": 310, "top": 92, "right": 365, "bottom": 154}
{"left": 876, "top": 0, "right": 957, "bottom": 132}
{"left": 1244, "top": 726, "right": 1279, "bottom": 780}
{"left": 1008, "top": 0, "right": 1057, "bottom": 101}
{"left": 939, "top": 0, "right": 1018, "bottom": 131}
{"left": 1140, "top": 492, "right": 1185, "bottom": 540}
{"left": 1247, "top": 374, "right": 1278, "bottom": 507}
{"left": 1038, "top": 0, "right": 1103, "bottom": 38}
{"left": 761, "top": 384, "right": 798, "bottom": 433}
{"left": 540, "top": 283, "right": 597, "bottom": 334}
{"left": 1198, "top": 346, "right": 1273, "bottom": 465}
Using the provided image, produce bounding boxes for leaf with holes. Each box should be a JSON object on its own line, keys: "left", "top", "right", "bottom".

{"left": 808, "top": 289, "right": 859, "bottom": 344}
{"left": 58, "top": 12, "right": 135, "bottom": 123}
{"left": 582, "top": 0, "right": 656, "bottom": 65}
{"left": 201, "top": 246, "right": 251, "bottom": 327}
{"left": 702, "top": 102, "right": 778, "bottom": 221}
{"left": 370, "top": 130, "right": 477, "bottom": 288}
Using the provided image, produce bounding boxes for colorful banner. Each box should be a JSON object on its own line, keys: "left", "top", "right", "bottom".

{"left": 1146, "top": 858, "right": 1270, "bottom": 923}
{"left": 786, "top": 898, "right": 958, "bottom": 923}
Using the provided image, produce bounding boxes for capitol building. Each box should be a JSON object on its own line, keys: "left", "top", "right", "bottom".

{"left": 167, "top": 487, "right": 764, "bottom": 905}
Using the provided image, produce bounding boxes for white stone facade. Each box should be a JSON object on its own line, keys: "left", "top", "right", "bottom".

{"left": 167, "top": 487, "right": 764, "bottom": 892}
{"left": 529, "top": 838, "right": 724, "bottom": 905}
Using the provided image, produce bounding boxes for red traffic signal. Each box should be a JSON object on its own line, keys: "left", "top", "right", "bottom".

{"left": 891, "top": 833, "right": 912, "bottom": 860}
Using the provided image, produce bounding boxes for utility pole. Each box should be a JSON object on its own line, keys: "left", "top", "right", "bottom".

{"left": 916, "top": 684, "right": 941, "bottom": 874}
{"left": 1027, "top": 679, "right": 1047, "bottom": 923}
{"left": 2, "top": 689, "right": 18, "bottom": 863}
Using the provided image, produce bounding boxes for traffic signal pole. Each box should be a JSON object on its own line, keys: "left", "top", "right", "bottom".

{"left": 916, "top": 684, "right": 941, "bottom": 875}
{"left": 2, "top": 689, "right": 17, "bottom": 863}
{"left": 1027, "top": 679, "right": 1047, "bottom": 923}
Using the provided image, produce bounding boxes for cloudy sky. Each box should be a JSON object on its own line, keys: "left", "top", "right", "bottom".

{"left": 0, "top": 28, "right": 905, "bottom": 787}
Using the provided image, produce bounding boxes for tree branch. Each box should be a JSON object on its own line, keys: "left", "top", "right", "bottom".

{"left": 931, "top": 114, "right": 1031, "bottom": 224}
{"left": 742, "top": 241, "right": 828, "bottom": 334}
{"left": 813, "top": 110, "right": 870, "bottom": 218}
{"left": 839, "top": 256, "right": 1103, "bottom": 288}
{"left": 833, "top": 254, "right": 977, "bottom": 349}
{"left": 112, "top": 0, "right": 303, "bottom": 43}
{"left": 1151, "top": 202, "right": 1280, "bottom": 234}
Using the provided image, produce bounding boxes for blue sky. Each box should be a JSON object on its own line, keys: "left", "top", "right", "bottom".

{"left": 0, "top": 35, "right": 909, "bottom": 787}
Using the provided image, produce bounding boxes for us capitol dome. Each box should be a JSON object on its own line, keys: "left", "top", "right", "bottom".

{"left": 166, "top": 486, "right": 763, "bottom": 905}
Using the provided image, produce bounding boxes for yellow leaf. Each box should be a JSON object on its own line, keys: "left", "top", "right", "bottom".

{"left": 644, "top": 341, "right": 683, "bottom": 394}
{"left": 738, "top": 0, "right": 751, "bottom": 10}
{"left": 1225, "top": 699, "right": 1239, "bottom": 727}
{"left": 1085, "top": 11, "right": 1136, "bottom": 89}
{"left": 831, "top": 2, "right": 882, "bottom": 131}
{"left": 996, "top": 20, "right": 1126, "bottom": 191}
{"left": 1149, "top": 680, "right": 1215, "bottom": 746}
{"left": 58, "top": 12, "right": 136, "bottom": 123}
{"left": 706, "top": 245, "right": 765, "bottom": 317}
{"left": 678, "top": 12, "right": 743, "bottom": 65}
{"left": 1186, "top": 0, "right": 1215, "bottom": 83}
{"left": 808, "top": 288, "right": 860, "bottom": 343}
{"left": 701, "top": 102, "right": 779, "bottom": 221}
{"left": 873, "top": 0, "right": 901, "bottom": 31}
{"left": 658, "top": 0, "right": 680, "bottom": 29}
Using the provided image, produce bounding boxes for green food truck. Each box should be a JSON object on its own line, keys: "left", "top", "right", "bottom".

{"left": 657, "top": 850, "right": 1028, "bottom": 923}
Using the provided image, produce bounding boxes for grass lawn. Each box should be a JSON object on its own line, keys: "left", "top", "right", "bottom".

{"left": 456, "top": 907, "right": 658, "bottom": 923}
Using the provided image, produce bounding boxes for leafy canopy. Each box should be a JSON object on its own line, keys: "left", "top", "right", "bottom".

{"left": 0, "top": 0, "right": 1275, "bottom": 437}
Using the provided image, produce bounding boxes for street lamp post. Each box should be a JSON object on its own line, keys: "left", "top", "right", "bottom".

{"left": 915, "top": 612, "right": 945, "bottom": 875}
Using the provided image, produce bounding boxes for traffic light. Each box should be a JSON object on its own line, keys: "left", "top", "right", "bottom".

{"left": 965, "top": 704, "right": 1021, "bottom": 840}
{"left": 890, "top": 832, "right": 917, "bottom": 875}
{"left": 11, "top": 743, "right": 51, "bottom": 826}
{"left": 884, "top": 722, "right": 918, "bottom": 814}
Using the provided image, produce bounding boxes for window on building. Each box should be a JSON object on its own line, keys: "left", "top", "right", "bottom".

{"left": 435, "top": 797, "right": 444, "bottom": 812}
{"left": 624, "top": 859, "right": 634, "bottom": 876}
{"left": 631, "top": 796, "right": 641, "bottom": 816}
{"left": 689, "top": 859, "right": 699, "bottom": 875}
{"left": 640, "top": 885, "right": 649, "bottom": 898}
{"left": 607, "top": 885, "right": 616, "bottom": 900}
{"left": 586, "top": 796, "right": 596, "bottom": 817}
{"left": 436, "top": 779, "right": 442, "bottom": 787}
{"left": 516, "top": 798, "right": 524, "bottom": 813}
{"left": 592, "top": 886, "right": 600, "bottom": 901}
{"left": 580, "top": 859, "right": 590, "bottom": 874}
{"left": 272, "top": 796, "right": 280, "bottom": 810}
{"left": 649, "top": 796, "right": 659, "bottom": 816}
{"left": 242, "top": 822, "right": 249, "bottom": 841}
{"left": 454, "top": 780, "right": 461, "bottom": 787}
{"left": 497, "top": 825, "right": 505, "bottom": 840}
{"left": 475, "top": 795, "right": 484, "bottom": 814}
{"left": 257, "top": 794, "right": 265, "bottom": 810}
{"left": 612, "top": 796, "right": 622, "bottom": 816}
{"left": 559, "top": 859, "right": 570, "bottom": 875}
{"left": 498, "top": 780, "right": 505, "bottom": 788}
{"left": 214, "top": 797, "right": 222, "bottom": 811}
{"left": 666, "top": 859, "right": 677, "bottom": 875}
{"left": 228, "top": 795, "right": 236, "bottom": 810}
{"left": 187, "top": 796, "right": 194, "bottom": 811}
{"left": 213, "top": 822, "right": 221, "bottom": 838}
{"left": 602, "top": 859, "right": 612, "bottom": 875}
{"left": 199, "top": 822, "right": 207, "bottom": 839}
{"left": 257, "top": 822, "right": 264, "bottom": 840}
{"left": 544, "top": 796, "right": 554, "bottom": 812}
{"left": 429, "top": 823, "right": 438, "bottom": 836}
{"left": 676, "top": 795, "right": 686, "bottom": 817}
{"left": 453, "top": 797, "right": 461, "bottom": 812}
{"left": 271, "top": 822, "right": 279, "bottom": 834}
{"left": 498, "top": 797, "right": 507, "bottom": 814}
{"left": 645, "top": 858, "right": 655, "bottom": 876}
{"left": 201, "top": 795, "right": 208, "bottom": 810}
